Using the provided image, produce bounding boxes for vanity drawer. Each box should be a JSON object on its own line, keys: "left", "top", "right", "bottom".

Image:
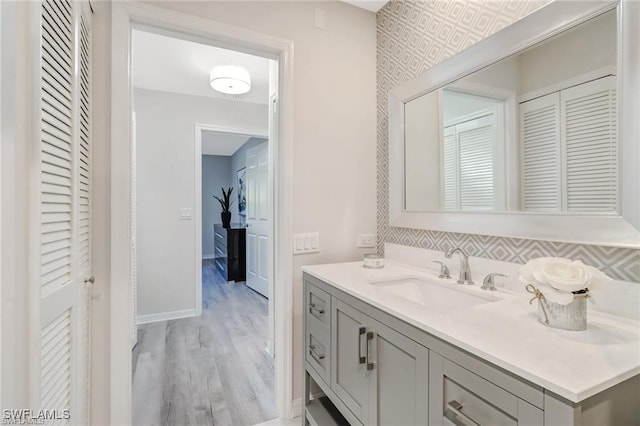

{"left": 306, "top": 283, "right": 331, "bottom": 329}
{"left": 430, "top": 352, "right": 542, "bottom": 426}
{"left": 307, "top": 328, "right": 331, "bottom": 384}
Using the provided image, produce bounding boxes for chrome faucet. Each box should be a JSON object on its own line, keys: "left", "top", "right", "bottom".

{"left": 444, "top": 247, "right": 474, "bottom": 285}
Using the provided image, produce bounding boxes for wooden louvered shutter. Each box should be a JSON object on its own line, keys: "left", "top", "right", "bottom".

{"left": 520, "top": 92, "right": 562, "bottom": 211}
{"left": 35, "top": 1, "right": 92, "bottom": 423}
{"left": 561, "top": 76, "right": 617, "bottom": 212}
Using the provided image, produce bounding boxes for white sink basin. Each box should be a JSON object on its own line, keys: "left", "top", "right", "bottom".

{"left": 371, "top": 276, "right": 499, "bottom": 312}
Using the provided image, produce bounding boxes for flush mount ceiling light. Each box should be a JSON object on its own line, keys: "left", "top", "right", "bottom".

{"left": 209, "top": 65, "right": 251, "bottom": 95}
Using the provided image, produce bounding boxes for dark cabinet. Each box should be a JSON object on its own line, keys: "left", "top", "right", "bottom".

{"left": 214, "top": 224, "right": 246, "bottom": 282}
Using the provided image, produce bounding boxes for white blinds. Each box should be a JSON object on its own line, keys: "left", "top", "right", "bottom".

{"left": 443, "top": 114, "right": 496, "bottom": 210}
{"left": 443, "top": 127, "right": 457, "bottom": 210}
{"left": 458, "top": 116, "right": 495, "bottom": 211}
{"left": 520, "top": 76, "right": 617, "bottom": 212}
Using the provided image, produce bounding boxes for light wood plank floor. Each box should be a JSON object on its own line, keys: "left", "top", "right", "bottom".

{"left": 132, "top": 260, "right": 276, "bottom": 426}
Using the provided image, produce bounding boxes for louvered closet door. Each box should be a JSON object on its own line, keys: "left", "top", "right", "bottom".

{"left": 520, "top": 93, "right": 562, "bottom": 211}
{"left": 560, "top": 76, "right": 617, "bottom": 212}
{"left": 36, "top": 1, "right": 92, "bottom": 424}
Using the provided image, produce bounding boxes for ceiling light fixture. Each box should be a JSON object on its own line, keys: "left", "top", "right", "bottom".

{"left": 209, "top": 65, "right": 251, "bottom": 95}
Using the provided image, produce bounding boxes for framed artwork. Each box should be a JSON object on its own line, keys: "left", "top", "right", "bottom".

{"left": 237, "top": 167, "right": 247, "bottom": 216}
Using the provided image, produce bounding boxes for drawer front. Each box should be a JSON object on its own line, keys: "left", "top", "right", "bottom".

{"left": 430, "top": 352, "right": 543, "bottom": 426}
{"left": 306, "top": 330, "right": 330, "bottom": 383}
{"left": 215, "top": 239, "right": 227, "bottom": 258}
{"left": 307, "top": 284, "right": 330, "bottom": 328}
{"left": 214, "top": 225, "right": 227, "bottom": 245}
{"left": 215, "top": 257, "right": 227, "bottom": 280}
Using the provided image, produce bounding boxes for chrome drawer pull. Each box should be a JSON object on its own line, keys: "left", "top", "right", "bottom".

{"left": 444, "top": 400, "right": 479, "bottom": 426}
{"left": 358, "top": 327, "right": 366, "bottom": 364}
{"left": 308, "top": 344, "right": 325, "bottom": 360}
{"left": 309, "top": 302, "right": 325, "bottom": 315}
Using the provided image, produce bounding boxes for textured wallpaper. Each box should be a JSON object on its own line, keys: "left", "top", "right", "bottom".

{"left": 376, "top": 0, "right": 639, "bottom": 282}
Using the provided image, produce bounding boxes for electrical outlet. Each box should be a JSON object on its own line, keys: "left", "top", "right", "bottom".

{"left": 357, "top": 234, "right": 376, "bottom": 248}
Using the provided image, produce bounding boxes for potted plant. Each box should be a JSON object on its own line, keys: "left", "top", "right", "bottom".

{"left": 213, "top": 187, "right": 234, "bottom": 228}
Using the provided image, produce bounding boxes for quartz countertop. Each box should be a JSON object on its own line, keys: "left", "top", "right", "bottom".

{"left": 302, "top": 260, "right": 640, "bottom": 403}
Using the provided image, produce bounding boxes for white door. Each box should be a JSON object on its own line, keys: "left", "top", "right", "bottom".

{"left": 246, "top": 141, "right": 269, "bottom": 297}
{"left": 32, "top": 1, "right": 92, "bottom": 424}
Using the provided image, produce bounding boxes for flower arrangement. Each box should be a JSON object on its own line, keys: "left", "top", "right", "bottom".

{"left": 519, "top": 257, "right": 611, "bottom": 329}
{"left": 519, "top": 257, "right": 611, "bottom": 305}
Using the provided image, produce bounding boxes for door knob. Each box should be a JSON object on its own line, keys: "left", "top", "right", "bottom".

{"left": 84, "top": 276, "right": 95, "bottom": 284}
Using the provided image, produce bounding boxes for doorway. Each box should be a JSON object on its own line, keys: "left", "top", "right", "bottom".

{"left": 112, "top": 4, "right": 295, "bottom": 423}
{"left": 130, "top": 28, "right": 278, "bottom": 424}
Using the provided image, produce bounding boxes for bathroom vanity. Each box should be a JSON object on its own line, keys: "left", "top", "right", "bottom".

{"left": 302, "top": 261, "right": 640, "bottom": 426}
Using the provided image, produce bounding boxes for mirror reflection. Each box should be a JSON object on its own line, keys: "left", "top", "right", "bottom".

{"left": 404, "top": 9, "right": 617, "bottom": 213}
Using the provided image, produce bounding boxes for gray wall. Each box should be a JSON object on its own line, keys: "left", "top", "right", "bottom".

{"left": 202, "top": 155, "right": 232, "bottom": 258}
{"left": 230, "top": 137, "right": 268, "bottom": 222}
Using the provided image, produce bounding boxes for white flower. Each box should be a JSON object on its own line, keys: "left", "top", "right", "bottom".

{"left": 519, "top": 257, "right": 611, "bottom": 305}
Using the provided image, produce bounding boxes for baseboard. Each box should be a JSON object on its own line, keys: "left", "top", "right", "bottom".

{"left": 136, "top": 308, "right": 197, "bottom": 325}
{"left": 202, "top": 254, "right": 216, "bottom": 260}
{"left": 291, "top": 398, "right": 302, "bottom": 418}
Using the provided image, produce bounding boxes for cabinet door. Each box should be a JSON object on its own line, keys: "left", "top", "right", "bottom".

{"left": 331, "top": 299, "right": 370, "bottom": 423}
{"left": 368, "top": 318, "right": 429, "bottom": 426}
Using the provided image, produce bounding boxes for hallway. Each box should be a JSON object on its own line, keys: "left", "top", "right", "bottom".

{"left": 132, "top": 260, "right": 276, "bottom": 425}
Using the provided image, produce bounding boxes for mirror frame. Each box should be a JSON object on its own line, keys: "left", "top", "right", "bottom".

{"left": 389, "top": 0, "right": 640, "bottom": 248}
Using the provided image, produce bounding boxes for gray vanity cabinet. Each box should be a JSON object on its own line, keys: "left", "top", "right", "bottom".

{"left": 330, "top": 299, "right": 429, "bottom": 425}
{"left": 304, "top": 272, "right": 640, "bottom": 426}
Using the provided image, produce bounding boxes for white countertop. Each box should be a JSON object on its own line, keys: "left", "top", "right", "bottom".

{"left": 302, "top": 260, "right": 640, "bottom": 403}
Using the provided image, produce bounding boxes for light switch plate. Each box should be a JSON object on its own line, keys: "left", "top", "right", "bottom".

{"left": 357, "top": 234, "right": 376, "bottom": 248}
{"left": 180, "top": 208, "right": 192, "bottom": 220}
{"left": 293, "top": 232, "right": 319, "bottom": 255}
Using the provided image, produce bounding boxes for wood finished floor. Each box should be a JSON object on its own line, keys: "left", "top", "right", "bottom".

{"left": 132, "top": 260, "right": 276, "bottom": 426}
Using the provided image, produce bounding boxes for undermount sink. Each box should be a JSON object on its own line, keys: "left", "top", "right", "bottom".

{"left": 370, "top": 276, "right": 499, "bottom": 312}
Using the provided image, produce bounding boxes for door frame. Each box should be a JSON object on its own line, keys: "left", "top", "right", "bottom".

{"left": 194, "top": 123, "right": 269, "bottom": 318}
{"left": 110, "top": 2, "right": 295, "bottom": 424}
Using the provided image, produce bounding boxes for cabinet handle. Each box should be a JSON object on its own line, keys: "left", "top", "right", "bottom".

{"left": 308, "top": 344, "right": 325, "bottom": 361}
{"left": 358, "top": 327, "right": 366, "bottom": 364}
{"left": 443, "top": 400, "right": 479, "bottom": 426}
{"left": 309, "top": 302, "right": 325, "bottom": 315}
{"left": 366, "top": 331, "right": 376, "bottom": 371}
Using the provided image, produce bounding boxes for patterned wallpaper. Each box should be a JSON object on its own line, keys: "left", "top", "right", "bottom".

{"left": 375, "top": 0, "right": 639, "bottom": 282}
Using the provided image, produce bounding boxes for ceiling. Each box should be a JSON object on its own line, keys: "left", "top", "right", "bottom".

{"left": 341, "top": 0, "right": 388, "bottom": 13}
{"left": 132, "top": 29, "right": 272, "bottom": 105}
{"left": 202, "top": 131, "right": 251, "bottom": 156}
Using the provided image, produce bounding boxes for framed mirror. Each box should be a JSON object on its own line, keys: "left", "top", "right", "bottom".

{"left": 388, "top": 0, "right": 640, "bottom": 247}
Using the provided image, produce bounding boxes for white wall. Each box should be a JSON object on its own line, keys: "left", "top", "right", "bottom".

{"left": 518, "top": 9, "right": 616, "bottom": 95}
{"left": 0, "top": 0, "right": 31, "bottom": 410}
{"left": 404, "top": 91, "right": 442, "bottom": 211}
{"left": 134, "top": 88, "right": 267, "bottom": 317}
{"left": 139, "top": 0, "right": 378, "bottom": 406}
{"left": 202, "top": 155, "right": 232, "bottom": 258}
